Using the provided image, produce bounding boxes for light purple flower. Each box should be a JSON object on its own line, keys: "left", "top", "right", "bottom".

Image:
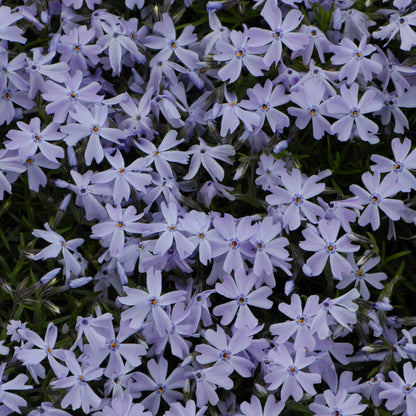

{"left": 50, "top": 351, "right": 103, "bottom": 414}
{"left": 264, "top": 344, "right": 321, "bottom": 402}
{"left": 248, "top": 0, "right": 308, "bottom": 67}
{"left": 350, "top": 171, "right": 405, "bottom": 230}
{"left": 213, "top": 272, "right": 273, "bottom": 329}
{"left": 240, "top": 395, "right": 284, "bottom": 416}
{"left": 326, "top": 83, "right": 383, "bottom": 143}
{"left": 300, "top": 219, "right": 359, "bottom": 279}
{"left": 266, "top": 168, "right": 326, "bottom": 231}
{"left": 309, "top": 388, "right": 367, "bottom": 416}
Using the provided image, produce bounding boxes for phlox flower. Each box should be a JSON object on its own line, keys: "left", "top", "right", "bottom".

{"left": 73, "top": 313, "right": 113, "bottom": 352}
{"left": 191, "top": 365, "right": 233, "bottom": 408}
{"left": 240, "top": 79, "right": 289, "bottom": 134}
{"left": 264, "top": 344, "right": 321, "bottom": 402}
{"left": 309, "top": 388, "right": 367, "bottom": 416}
{"left": 42, "top": 70, "right": 103, "bottom": 124}
{"left": 184, "top": 137, "right": 235, "bottom": 182}
{"left": 165, "top": 400, "right": 206, "bottom": 416}
{"left": 17, "top": 323, "right": 68, "bottom": 378}
{"left": 50, "top": 351, "right": 103, "bottom": 414}
{"left": 213, "top": 272, "right": 273, "bottom": 329}
{"left": 57, "top": 26, "right": 101, "bottom": 72}
{"left": 0, "top": 6, "right": 27, "bottom": 44}
{"left": 248, "top": 0, "right": 308, "bottom": 67}
{"left": 240, "top": 395, "right": 284, "bottom": 416}
{"left": 215, "top": 88, "right": 260, "bottom": 137}
{"left": 0, "top": 51, "right": 28, "bottom": 91}
{"left": 28, "top": 402, "right": 71, "bottom": 416}
{"left": 310, "top": 289, "right": 360, "bottom": 340}
{"left": 215, "top": 24, "right": 266, "bottom": 83}
{"left": 209, "top": 213, "right": 255, "bottom": 273}
{"left": 144, "top": 12, "right": 199, "bottom": 70}
{"left": 370, "top": 137, "right": 416, "bottom": 192}
{"left": 5, "top": 117, "right": 65, "bottom": 163}
{"left": 97, "top": 19, "right": 144, "bottom": 75}
{"left": 379, "top": 362, "right": 416, "bottom": 416}
{"left": 91, "top": 149, "right": 152, "bottom": 205}
{"left": 201, "top": 12, "right": 230, "bottom": 55}
{"left": 247, "top": 216, "right": 291, "bottom": 279}
{"left": 0, "top": 149, "right": 25, "bottom": 199}
{"left": 0, "top": 362, "right": 32, "bottom": 414}
{"left": 336, "top": 254, "right": 387, "bottom": 300}
{"left": 135, "top": 130, "right": 189, "bottom": 178}
{"left": 25, "top": 48, "right": 69, "bottom": 100}
{"left": 0, "top": 85, "right": 34, "bottom": 126}
{"left": 330, "top": 36, "right": 382, "bottom": 84}
{"left": 300, "top": 218, "right": 359, "bottom": 279}
{"left": 288, "top": 79, "right": 332, "bottom": 140}
{"left": 270, "top": 293, "right": 320, "bottom": 351}
{"left": 325, "top": 83, "right": 383, "bottom": 143}
{"left": 350, "top": 171, "right": 405, "bottom": 230}
{"left": 266, "top": 168, "right": 326, "bottom": 231}
{"left": 91, "top": 204, "right": 145, "bottom": 258}
{"left": 196, "top": 325, "right": 254, "bottom": 377}
{"left": 97, "top": 395, "right": 151, "bottom": 416}
{"left": 317, "top": 197, "right": 362, "bottom": 232}
{"left": 33, "top": 223, "right": 84, "bottom": 279}
{"left": 62, "top": 0, "right": 101, "bottom": 10}
{"left": 255, "top": 154, "right": 285, "bottom": 190}
{"left": 142, "top": 202, "right": 195, "bottom": 260}
{"left": 132, "top": 357, "right": 186, "bottom": 415}
{"left": 373, "top": 10, "right": 416, "bottom": 51}
{"left": 119, "top": 268, "right": 186, "bottom": 336}
{"left": 62, "top": 103, "right": 128, "bottom": 165}
{"left": 333, "top": 7, "right": 375, "bottom": 41}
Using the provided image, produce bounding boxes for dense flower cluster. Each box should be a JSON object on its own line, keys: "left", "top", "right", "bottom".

{"left": 0, "top": 0, "right": 415, "bottom": 415}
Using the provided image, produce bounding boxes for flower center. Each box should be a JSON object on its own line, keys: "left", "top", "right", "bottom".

{"left": 199, "top": 233, "right": 205, "bottom": 239}
{"left": 74, "top": 44, "right": 81, "bottom": 51}
{"left": 92, "top": 126, "right": 99, "bottom": 132}
{"left": 230, "top": 240, "right": 238, "bottom": 248}
{"left": 47, "top": 347, "right": 52, "bottom": 354}
{"left": 26, "top": 158, "right": 33, "bottom": 164}
{"left": 221, "top": 350, "right": 231, "bottom": 361}
{"left": 117, "top": 222, "right": 123, "bottom": 228}
{"left": 153, "top": 150, "right": 159, "bottom": 156}
{"left": 370, "top": 194, "right": 380, "bottom": 204}
{"left": 171, "top": 42, "right": 177, "bottom": 48}
{"left": 287, "top": 365, "right": 297, "bottom": 375}
{"left": 119, "top": 168, "right": 125, "bottom": 173}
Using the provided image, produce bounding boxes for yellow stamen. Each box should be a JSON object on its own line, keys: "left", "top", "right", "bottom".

{"left": 92, "top": 126, "right": 98, "bottom": 132}
{"left": 117, "top": 222, "right": 123, "bottom": 228}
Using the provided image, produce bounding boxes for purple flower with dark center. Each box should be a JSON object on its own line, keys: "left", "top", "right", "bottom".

{"left": 240, "top": 395, "right": 284, "bottom": 416}
{"left": 325, "top": 83, "right": 383, "bottom": 143}
{"left": 336, "top": 254, "right": 387, "bottom": 300}
{"left": 184, "top": 137, "right": 235, "bottom": 182}
{"left": 6, "top": 117, "right": 65, "bottom": 163}
{"left": 196, "top": 325, "right": 254, "bottom": 377}
{"left": 330, "top": 36, "right": 382, "bottom": 84}
{"left": 213, "top": 271, "right": 273, "bottom": 329}
{"left": 50, "top": 351, "right": 103, "bottom": 414}
{"left": 215, "top": 24, "right": 267, "bottom": 83}
{"left": 371, "top": 137, "right": 416, "bottom": 192}
{"left": 350, "top": 171, "right": 405, "bottom": 230}
{"left": 270, "top": 293, "right": 320, "bottom": 351}
{"left": 91, "top": 149, "right": 152, "bottom": 205}
{"left": 240, "top": 80, "right": 289, "bottom": 133}
{"left": 310, "top": 289, "right": 360, "bottom": 340}
{"left": 0, "top": 6, "right": 27, "bottom": 44}
{"left": 135, "top": 130, "right": 188, "bottom": 178}
{"left": 191, "top": 365, "right": 233, "bottom": 407}
{"left": 317, "top": 197, "right": 362, "bottom": 232}
{"left": 379, "top": 361, "right": 416, "bottom": 416}
{"left": 33, "top": 223, "right": 84, "bottom": 279}
{"left": 201, "top": 11, "right": 230, "bottom": 55}
{"left": 97, "top": 19, "right": 145, "bottom": 76}
{"left": 0, "top": 51, "right": 28, "bottom": 91}
{"left": 98, "top": 395, "right": 151, "bottom": 416}
{"left": 372, "top": 10, "right": 416, "bottom": 51}
{"left": 265, "top": 168, "right": 325, "bottom": 231}
{"left": 247, "top": 216, "right": 291, "bottom": 278}
{"left": 255, "top": 153, "right": 285, "bottom": 190}
{"left": 91, "top": 204, "right": 145, "bottom": 258}
{"left": 17, "top": 323, "right": 68, "bottom": 379}
{"left": 42, "top": 70, "right": 103, "bottom": 124}
{"left": 119, "top": 267, "right": 186, "bottom": 336}
{"left": 300, "top": 218, "right": 359, "bottom": 279}
{"left": 209, "top": 213, "right": 255, "bottom": 273}
{"left": 132, "top": 357, "right": 186, "bottom": 415}
{"left": 57, "top": 26, "right": 101, "bottom": 72}
{"left": 288, "top": 79, "right": 332, "bottom": 140}
{"left": 248, "top": 0, "right": 308, "bottom": 67}
{"left": 165, "top": 400, "right": 206, "bottom": 416}
{"left": 28, "top": 402, "right": 71, "bottom": 416}
{"left": 309, "top": 388, "right": 367, "bottom": 416}
{"left": 264, "top": 344, "right": 321, "bottom": 402}
{"left": 144, "top": 12, "right": 199, "bottom": 69}
{"left": 62, "top": 103, "right": 128, "bottom": 165}
{"left": 0, "top": 85, "right": 34, "bottom": 126}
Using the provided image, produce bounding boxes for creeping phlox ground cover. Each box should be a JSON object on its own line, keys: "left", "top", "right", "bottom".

{"left": 0, "top": 0, "right": 416, "bottom": 415}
